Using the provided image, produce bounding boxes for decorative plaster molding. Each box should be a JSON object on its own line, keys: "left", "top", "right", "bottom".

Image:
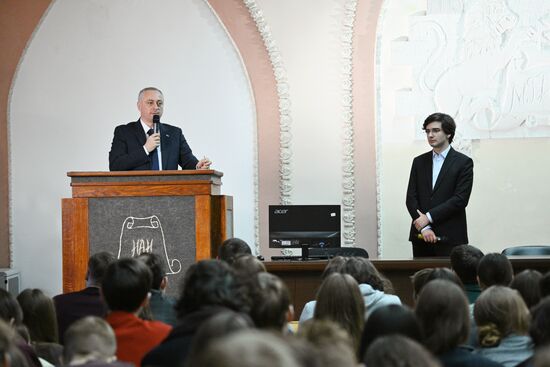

{"left": 341, "top": 0, "right": 358, "bottom": 247}
{"left": 374, "top": 0, "right": 390, "bottom": 257}
{"left": 242, "top": 0, "right": 293, "bottom": 206}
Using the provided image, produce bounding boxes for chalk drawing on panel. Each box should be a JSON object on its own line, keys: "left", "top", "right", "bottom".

{"left": 118, "top": 216, "right": 181, "bottom": 275}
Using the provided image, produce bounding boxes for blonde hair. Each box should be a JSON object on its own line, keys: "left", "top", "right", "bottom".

{"left": 474, "top": 286, "right": 530, "bottom": 347}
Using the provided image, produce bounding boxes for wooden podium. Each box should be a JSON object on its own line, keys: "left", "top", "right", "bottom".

{"left": 61, "top": 170, "right": 232, "bottom": 294}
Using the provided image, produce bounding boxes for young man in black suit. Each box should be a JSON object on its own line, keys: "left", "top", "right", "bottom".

{"left": 109, "top": 87, "right": 211, "bottom": 171}
{"left": 406, "top": 113, "right": 474, "bottom": 257}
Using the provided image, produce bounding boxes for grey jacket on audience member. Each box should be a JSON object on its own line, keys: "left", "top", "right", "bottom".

{"left": 476, "top": 334, "right": 534, "bottom": 367}
{"left": 298, "top": 283, "right": 401, "bottom": 323}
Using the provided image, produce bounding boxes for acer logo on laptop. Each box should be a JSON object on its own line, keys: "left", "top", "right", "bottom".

{"left": 273, "top": 209, "right": 289, "bottom": 214}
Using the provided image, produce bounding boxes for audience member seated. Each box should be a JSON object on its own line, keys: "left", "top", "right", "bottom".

{"left": 415, "top": 279, "right": 502, "bottom": 367}
{"left": 190, "top": 329, "right": 301, "bottom": 367}
{"left": 425, "top": 267, "right": 465, "bottom": 288}
{"left": 364, "top": 335, "right": 442, "bottom": 367}
{"left": 102, "top": 258, "right": 172, "bottom": 367}
{"left": 185, "top": 310, "right": 253, "bottom": 367}
{"left": 142, "top": 260, "right": 248, "bottom": 367}
{"left": 231, "top": 254, "right": 266, "bottom": 278}
{"left": 358, "top": 304, "right": 423, "bottom": 361}
{"left": 283, "top": 335, "right": 323, "bottom": 367}
{"left": 474, "top": 286, "right": 534, "bottom": 367}
{"left": 62, "top": 316, "right": 132, "bottom": 366}
{"left": 297, "top": 319, "right": 357, "bottom": 367}
{"left": 0, "top": 318, "right": 32, "bottom": 367}
{"left": 137, "top": 253, "right": 177, "bottom": 326}
{"left": 313, "top": 273, "right": 364, "bottom": 351}
{"left": 530, "top": 297, "right": 550, "bottom": 348}
{"left": 17, "top": 289, "right": 63, "bottom": 366}
{"left": 411, "top": 268, "right": 433, "bottom": 303}
{"left": 450, "top": 244, "right": 484, "bottom": 303}
{"left": 539, "top": 272, "right": 550, "bottom": 299}
{"left": 0, "top": 289, "right": 40, "bottom": 367}
{"left": 517, "top": 297, "right": 550, "bottom": 367}
{"left": 218, "top": 237, "right": 251, "bottom": 264}
{"left": 510, "top": 270, "right": 543, "bottom": 309}
{"left": 533, "top": 346, "right": 550, "bottom": 367}
{"left": 248, "top": 273, "right": 293, "bottom": 332}
{"left": 300, "top": 257, "right": 400, "bottom": 323}
{"left": 54, "top": 251, "right": 114, "bottom": 344}
{"left": 477, "top": 253, "right": 514, "bottom": 290}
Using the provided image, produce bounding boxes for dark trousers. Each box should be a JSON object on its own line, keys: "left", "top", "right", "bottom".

{"left": 411, "top": 239, "right": 456, "bottom": 258}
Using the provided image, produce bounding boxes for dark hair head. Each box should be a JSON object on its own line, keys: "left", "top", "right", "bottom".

{"left": 185, "top": 310, "right": 254, "bottom": 367}
{"left": 425, "top": 268, "right": 465, "bottom": 290}
{"left": 477, "top": 253, "right": 514, "bottom": 289}
{"left": 0, "top": 319, "right": 24, "bottom": 367}
{"left": 510, "top": 269, "right": 543, "bottom": 309}
{"left": 423, "top": 113, "right": 456, "bottom": 144}
{"left": 101, "top": 258, "right": 152, "bottom": 312}
{"left": 63, "top": 316, "right": 116, "bottom": 364}
{"left": 411, "top": 268, "right": 433, "bottom": 301}
{"left": 474, "top": 286, "right": 530, "bottom": 347}
{"left": 359, "top": 304, "right": 423, "bottom": 360}
{"left": 231, "top": 254, "right": 266, "bottom": 278}
{"left": 249, "top": 273, "right": 291, "bottom": 331}
{"left": 314, "top": 273, "right": 365, "bottom": 350}
{"left": 137, "top": 253, "right": 166, "bottom": 290}
{"left": 87, "top": 252, "right": 115, "bottom": 286}
{"left": 342, "top": 257, "right": 385, "bottom": 291}
{"left": 219, "top": 238, "right": 251, "bottom": 264}
{"left": 321, "top": 256, "right": 346, "bottom": 280}
{"left": 192, "top": 329, "right": 300, "bottom": 367}
{"left": 415, "top": 279, "right": 470, "bottom": 355}
{"left": 175, "top": 260, "right": 244, "bottom": 318}
{"left": 540, "top": 272, "right": 550, "bottom": 299}
{"left": 530, "top": 297, "right": 550, "bottom": 347}
{"left": 0, "top": 289, "right": 23, "bottom": 325}
{"left": 364, "top": 335, "right": 441, "bottom": 367}
{"left": 17, "top": 288, "right": 59, "bottom": 343}
{"left": 450, "top": 245, "right": 484, "bottom": 284}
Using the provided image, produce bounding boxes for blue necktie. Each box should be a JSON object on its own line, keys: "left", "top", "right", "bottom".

{"left": 147, "top": 129, "right": 159, "bottom": 170}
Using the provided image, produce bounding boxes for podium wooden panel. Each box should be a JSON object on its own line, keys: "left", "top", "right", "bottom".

{"left": 62, "top": 170, "right": 232, "bottom": 293}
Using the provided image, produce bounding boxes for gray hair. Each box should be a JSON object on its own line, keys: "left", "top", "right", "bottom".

{"left": 63, "top": 316, "right": 117, "bottom": 365}
{"left": 138, "top": 87, "right": 163, "bottom": 101}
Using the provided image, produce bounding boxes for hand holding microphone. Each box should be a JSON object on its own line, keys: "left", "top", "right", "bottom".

{"left": 144, "top": 115, "right": 161, "bottom": 153}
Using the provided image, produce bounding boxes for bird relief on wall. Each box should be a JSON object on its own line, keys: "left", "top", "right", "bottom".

{"left": 118, "top": 215, "right": 182, "bottom": 274}
{"left": 392, "top": 0, "right": 550, "bottom": 140}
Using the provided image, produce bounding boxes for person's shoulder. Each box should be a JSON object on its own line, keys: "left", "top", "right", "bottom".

{"left": 114, "top": 120, "right": 140, "bottom": 132}
{"left": 160, "top": 122, "right": 182, "bottom": 133}
{"left": 449, "top": 147, "right": 472, "bottom": 162}
{"left": 412, "top": 151, "right": 432, "bottom": 163}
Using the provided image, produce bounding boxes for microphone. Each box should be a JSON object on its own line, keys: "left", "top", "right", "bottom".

{"left": 417, "top": 233, "right": 448, "bottom": 243}
{"left": 153, "top": 114, "right": 160, "bottom": 134}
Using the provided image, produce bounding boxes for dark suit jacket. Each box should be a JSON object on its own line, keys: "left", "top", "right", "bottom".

{"left": 53, "top": 286, "right": 107, "bottom": 344}
{"left": 109, "top": 119, "right": 199, "bottom": 171}
{"left": 406, "top": 147, "right": 474, "bottom": 246}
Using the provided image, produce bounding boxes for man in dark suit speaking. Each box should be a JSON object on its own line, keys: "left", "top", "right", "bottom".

{"left": 406, "top": 113, "right": 473, "bottom": 257}
{"left": 109, "top": 87, "right": 211, "bottom": 171}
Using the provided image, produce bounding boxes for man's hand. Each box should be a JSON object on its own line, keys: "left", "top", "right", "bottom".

{"left": 144, "top": 133, "right": 160, "bottom": 153}
{"left": 414, "top": 209, "right": 430, "bottom": 231}
{"left": 196, "top": 157, "right": 212, "bottom": 170}
{"left": 421, "top": 229, "right": 437, "bottom": 244}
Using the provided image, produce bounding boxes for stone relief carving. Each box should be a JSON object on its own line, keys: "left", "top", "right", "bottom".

{"left": 394, "top": 0, "right": 550, "bottom": 140}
